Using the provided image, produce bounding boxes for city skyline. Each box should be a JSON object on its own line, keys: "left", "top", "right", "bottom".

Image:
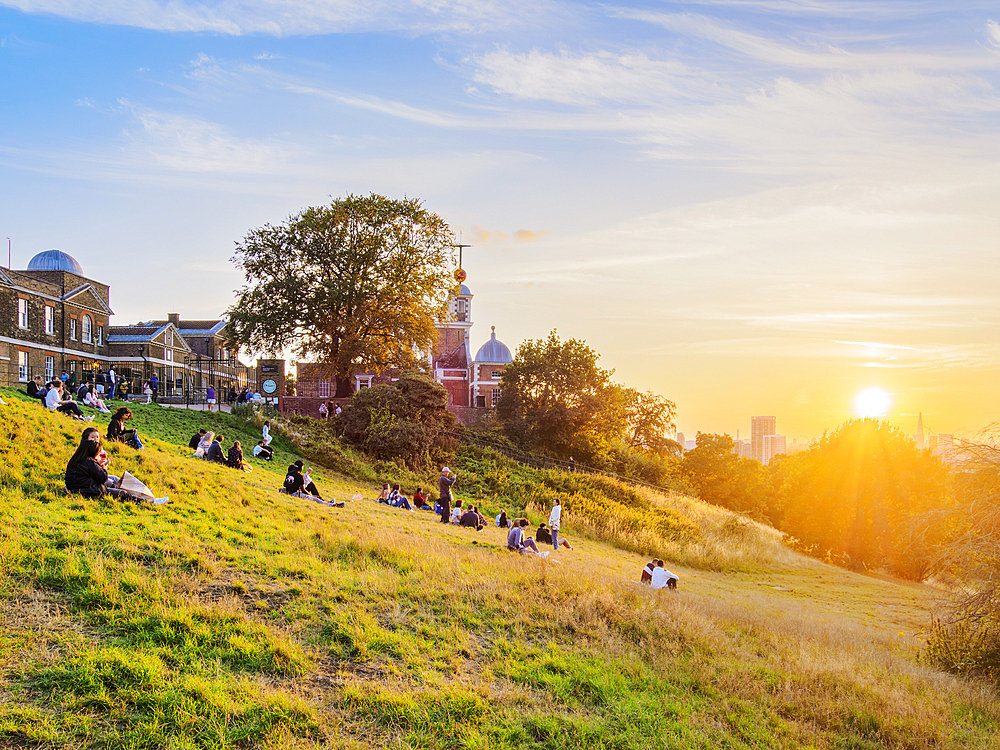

{"left": 2, "top": 1, "right": 998, "bottom": 439}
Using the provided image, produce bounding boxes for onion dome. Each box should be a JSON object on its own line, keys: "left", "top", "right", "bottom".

{"left": 27, "top": 249, "right": 84, "bottom": 275}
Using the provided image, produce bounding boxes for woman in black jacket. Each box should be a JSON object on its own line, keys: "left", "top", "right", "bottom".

{"left": 65, "top": 439, "right": 136, "bottom": 500}
{"left": 107, "top": 407, "right": 143, "bottom": 448}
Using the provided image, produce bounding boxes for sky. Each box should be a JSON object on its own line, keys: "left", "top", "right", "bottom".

{"left": 1, "top": 0, "right": 998, "bottom": 442}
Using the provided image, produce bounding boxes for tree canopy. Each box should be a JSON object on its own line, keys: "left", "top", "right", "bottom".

{"left": 227, "top": 194, "right": 456, "bottom": 396}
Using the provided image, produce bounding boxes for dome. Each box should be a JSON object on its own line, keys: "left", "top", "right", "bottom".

{"left": 27, "top": 249, "right": 84, "bottom": 275}
{"left": 475, "top": 327, "right": 513, "bottom": 364}
{"left": 459, "top": 284, "right": 472, "bottom": 296}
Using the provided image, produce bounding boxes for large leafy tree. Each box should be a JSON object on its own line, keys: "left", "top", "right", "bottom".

{"left": 495, "top": 330, "right": 614, "bottom": 458}
{"left": 680, "top": 432, "right": 772, "bottom": 517}
{"left": 228, "top": 194, "right": 455, "bottom": 396}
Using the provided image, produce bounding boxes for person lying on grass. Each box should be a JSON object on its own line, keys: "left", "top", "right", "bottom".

{"left": 66, "top": 432, "right": 166, "bottom": 504}
{"left": 107, "top": 407, "right": 142, "bottom": 448}
{"left": 507, "top": 519, "right": 545, "bottom": 555}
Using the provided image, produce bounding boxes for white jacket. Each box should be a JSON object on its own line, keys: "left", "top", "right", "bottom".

{"left": 548, "top": 504, "right": 562, "bottom": 530}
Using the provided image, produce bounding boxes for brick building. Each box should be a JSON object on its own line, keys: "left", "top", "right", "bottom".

{"left": 0, "top": 250, "right": 112, "bottom": 386}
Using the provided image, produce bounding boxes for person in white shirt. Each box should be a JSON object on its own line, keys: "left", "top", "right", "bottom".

{"left": 548, "top": 498, "right": 572, "bottom": 550}
{"left": 450, "top": 500, "right": 464, "bottom": 524}
{"left": 650, "top": 560, "right": 679, "bottom": 590}
{"left": 262, "top": 421, "right": 272, "bottom": 446}
{"left": 46, "top": 381, "right": 87, "bottom": 418}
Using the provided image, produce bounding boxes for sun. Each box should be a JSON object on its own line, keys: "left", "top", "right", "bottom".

{"left": 855, "top": 387, "right": 891, "bottom": 418}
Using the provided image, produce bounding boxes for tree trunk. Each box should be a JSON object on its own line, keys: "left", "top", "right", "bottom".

{"left": 335, "top": 376, "right": 353, "bottom": 398}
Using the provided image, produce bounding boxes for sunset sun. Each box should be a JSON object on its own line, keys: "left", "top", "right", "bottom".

{"left": 855, "top": 387, "right": 891, "bottom": 418}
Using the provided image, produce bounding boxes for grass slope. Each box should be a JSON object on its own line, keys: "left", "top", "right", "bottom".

{"left": 0, "top": 387, "right": 997, "bottom": 749}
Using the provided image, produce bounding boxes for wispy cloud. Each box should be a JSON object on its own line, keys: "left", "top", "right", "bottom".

{"left": 0, "top": 0, "right": 559, "bottom": 35}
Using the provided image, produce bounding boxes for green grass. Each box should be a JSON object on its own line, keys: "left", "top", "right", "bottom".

{"left": 0, "top": 386, "right": 998, "bottom": 749}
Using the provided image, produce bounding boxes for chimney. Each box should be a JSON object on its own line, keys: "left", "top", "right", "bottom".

{"left": 168, "top": 313, "right": 180, "bottom": 325}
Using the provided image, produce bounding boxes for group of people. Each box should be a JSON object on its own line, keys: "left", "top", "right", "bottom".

{"left": 640, "top": 559, "right": 679, "bottom": 590}
{"left": 317, "top": 401, "right": 342, "bottom": 420}
{"left": 64, "top": 418, "right": 165, "bottom": 504}
{"left": 188, "top": 420, "right": 275, "bottom": 473}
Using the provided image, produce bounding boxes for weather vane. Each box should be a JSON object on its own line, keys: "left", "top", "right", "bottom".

{"left": 453, "top": 232, "right": 471, "bottom": 285}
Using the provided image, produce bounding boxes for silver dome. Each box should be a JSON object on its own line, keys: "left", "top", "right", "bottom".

{"left": 475, "top": 327, "right": 513, "bottom": 364}
{"left": 27, "top": 249, "right": 84, "bottom": 275}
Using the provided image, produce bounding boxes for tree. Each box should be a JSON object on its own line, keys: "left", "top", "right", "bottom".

{"left": 495, "top": 330, "right": 614, "bottom": 458}
{"left": 680, "top": 433, "right": 771, "bottom": 517}
{"left": 773, "top": 418, "right": 950, "bottom": 578}
{"left": 618, "top": 387, "right": 679, "bottom": 456}
{"left": 339, "top": 372, "right": 456, "bottom": 468}
{"left": 227, "top": 194, "right": 455, "bottom": 397}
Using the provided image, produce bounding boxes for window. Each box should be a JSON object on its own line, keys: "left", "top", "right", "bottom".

{"left": 18, "top": 298, "right": 28, "bottom": 329}
{"left": 491, "top": 388, "right": 501, "bottom": 407}
{"left": 356, "top": 376, "right": 371, "bottom": 390}
{"left": 166, "top": 330, "right": 173, "bottom": 346}
{"left": 45, "top": 306, "right": 55, "bottom": 335}
{"left": 317, "top": 379, "right": 331, "bottom": 398}
{"left": 97, "top": 326, "right": 104, "bottom": 346}
{"left": 82, "top": 315, "right": 92, "bottom": 344}
{"left": 18, "top": 351, "right": 28, "bottom": 382}
{"left": 45, "top": 356, "right": 54, "bottom": 380}
{"left": 491, "top": 370, "right": 501, "bottom": 379}
{"left": 165, "top": 349, "right": 173, "bottom": 362}
{"left": 70, "top": 318, "right": 77, "bottom": 340}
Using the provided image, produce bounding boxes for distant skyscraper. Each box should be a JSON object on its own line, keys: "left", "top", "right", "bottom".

{"left": 915, "top": 412, "right": 925, "bottom": 450}
{"left": 676, "top": 432, "right": 685, "bottom": 452}
{"left": 751, "top": 416, "right": 776, "bottom": 464}
{"left": 762, "top": 434, "right": 786, "bottom": 465}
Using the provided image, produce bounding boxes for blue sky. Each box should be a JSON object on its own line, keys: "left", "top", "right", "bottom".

{"left": 2, "top": 1, "right": 999, "bottom": 439}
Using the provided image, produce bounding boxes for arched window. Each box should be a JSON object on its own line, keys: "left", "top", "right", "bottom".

{"left": 82, "top": 314, "right": 93, "bottom": 344}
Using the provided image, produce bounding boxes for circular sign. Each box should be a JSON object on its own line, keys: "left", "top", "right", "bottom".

{"left": 262, "top": 378, "right": 278, "bottom": 394}
{"left": 454, "top": 268, "right": 467, "bottom": 283}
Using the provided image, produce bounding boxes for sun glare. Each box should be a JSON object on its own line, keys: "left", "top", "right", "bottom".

{"left": 855, "top": 387, "right": 891, "bottom": 418}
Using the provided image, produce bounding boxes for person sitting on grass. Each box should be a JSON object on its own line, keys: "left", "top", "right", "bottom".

{"left": 194, "top": 430, "right": 214, "bottom": 458}
{"left": 412, "top": 486, "right": 433, "bottom": 511}
{"left": 460, "top": 506, "right": 483, "bottom": 530}
{"left": 535, "top": 522, "right": 552, "bottom": 545}
{"left": 450, "top": 499, "right": 464, "bottom": 525}
{"left": 26, "top": 375, "right": 47, "bottom": 403}
{"left": 507, "top": 519, "right": 543, "bottom": 555}
{"left": 81, "top": 427, "right": 119, "bottom": 489}
{"left": 65, "top": 435, "right": 165, "bottom": 503}
{"left": 252, "top": 440, "right": 274, "bottom": 461}
{"left": 82, "top": 385, "right": 112, "bottom": 413}
{"left": 205, "top": 434, "right": 226, "bottom": 463}
{"left": 46, "top": 381, "right": 88, "bottom": 420}
{"left": 227, "top": 440, "right": 252, "bottom": 473}
{"left": 387, "top": 483, "right": 414, "bottom": 511}
{"left": 302, "top": 466, "right": 322, "bottom": 498}
{"left": 189, "top": 429, "right": 207, "bottom": 450}
{"left": 641, "top": 560, "right": 656, "bottom": 585}
{"left": 474, "top": 506, "right": 489, "bottom": 526}
{"left": 496, "top": 510, "right": 509, "bottom": 529}
{"left": 376, "top": 482, "right": 391, "bottom": 504}
{"left": 107, "top": 407, "right": 142, "bottom": 448}
{"left": 650, "top": 560, "right": 679, "bottom": 590}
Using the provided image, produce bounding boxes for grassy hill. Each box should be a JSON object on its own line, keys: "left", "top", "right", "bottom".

{"left": 0, "top": 387, "right": 997, "bottom": 749}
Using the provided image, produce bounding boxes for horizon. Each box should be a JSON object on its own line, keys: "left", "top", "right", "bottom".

{"left": 2, "top": 0, "right": 998, "bottom": 440}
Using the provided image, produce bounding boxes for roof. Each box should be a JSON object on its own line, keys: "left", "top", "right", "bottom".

{"left": 146, "top": 320, "right": 227, "bottom": 336}
{"left": 474, "top": 327, "right": 513, "bottom": 364}
{"left": 107, "top": 323, "right": 193, "bottom": 352}
{"left": 458, "top": 284, "right": 472, "bottom": 297}
{"left": 28, "top": 249, "right": 84, "bottom": 275}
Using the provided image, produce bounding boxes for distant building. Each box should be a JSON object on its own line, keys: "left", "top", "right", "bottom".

{"left": 733, "top": 439, "right": 753, "bottom": 459}
{"left": 913, "top": 412, "right": 925, "bottom": 449}
{"left": 676, "top": 432, "right": 685, "bottom": 452}
{"left": 431, "top": 284, "right": 474, "bottom": 406}
{"left": 761, "top": 434, "right": 786, "bottom": 465}
{"left": 470, "top": 326, "right": 513, "bottom": 408}
{"left": 751, "top": 415, "right": 776, "bottom": 464}
{"left": 1, "top": 249, "right": 112, "bottom": 386}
